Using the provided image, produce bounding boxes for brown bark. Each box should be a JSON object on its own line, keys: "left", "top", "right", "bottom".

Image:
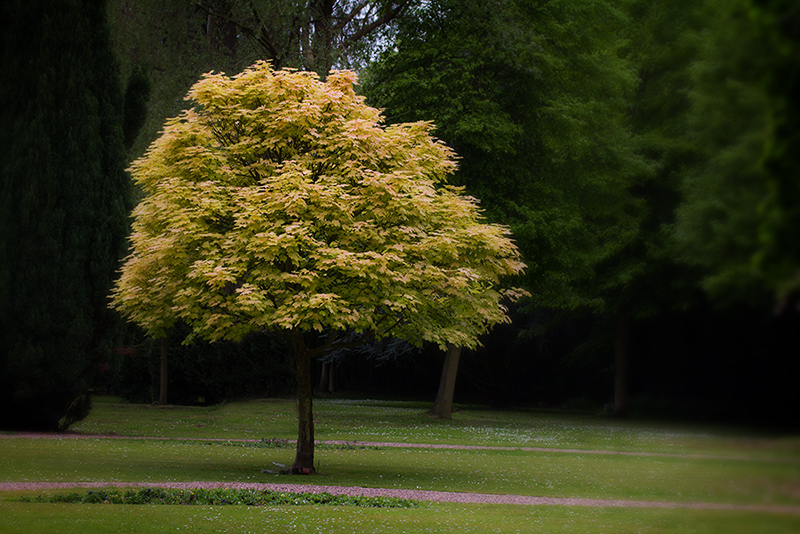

{"left": 430, "top": 345, "right": 462, "bottom": 419}
{"left": 159, "top": 337, "right": 168, "bottom": 405}
{"left": 290, "top": 331, "right": 315, "bottom": 474}
{"left": 613, "top": 314, "right": 630, "bottom": 417}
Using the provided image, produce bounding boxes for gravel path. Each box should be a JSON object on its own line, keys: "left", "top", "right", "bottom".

{"left": 3, "top": 432, "right": 800, "bottom": 514}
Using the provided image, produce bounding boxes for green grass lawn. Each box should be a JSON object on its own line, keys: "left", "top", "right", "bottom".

{"left": 70, "top": 396, "right": 800, "bottom": 459}
{"left": 3, "top": 499, "right": 799, "bottom": 534}
{"left": 2, "top": 396, "right": 799, "bottom": 533}
{"left": 1, "top": 438, "right": 798, "bottom": 506}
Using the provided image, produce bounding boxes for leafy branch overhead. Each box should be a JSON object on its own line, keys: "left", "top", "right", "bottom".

{"left": 111, "top": 61, "right": 526, "bottom": 353}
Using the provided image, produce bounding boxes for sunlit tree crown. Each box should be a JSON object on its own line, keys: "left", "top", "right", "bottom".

{"left": 112, "top": 61, "right": 525, "bottom": 351}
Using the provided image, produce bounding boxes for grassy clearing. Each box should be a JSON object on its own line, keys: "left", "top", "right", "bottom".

{"left": 3, "top": 396, "right": 800, "bottom": 533}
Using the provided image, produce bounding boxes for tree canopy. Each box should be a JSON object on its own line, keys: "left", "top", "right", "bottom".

{"left": 669, "top": 0, "right": 774, "bottom": 307}
{"left": 111, "top": 61, "right": 525, "bottom": 469}
{"left": 362, "top": 0, "right": 645, "bottom": 310}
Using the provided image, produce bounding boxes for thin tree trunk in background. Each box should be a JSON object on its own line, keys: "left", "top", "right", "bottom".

{"left": 318, "top": 361, "right": 331, "bottom": 392}
{"left": 430, "top": 345, "right": 462, "bottom": 419}
{"left": 318, "top": 361, "right": 338, "bottom": 393}
{"left": 291, "top": 331, "right": 315, "bottom": 474}
{"left": 328, "top": 361, "right": 337, "bottom": 393}
{"left": 159, "top": 337, "right": 168, "bottom": 405}
{"left": 614, "top": 313, "right": 630, "bottom": 417}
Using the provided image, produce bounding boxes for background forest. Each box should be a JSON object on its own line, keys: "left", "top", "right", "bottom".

{"left": 1, "top": 0, "right": 798, "bottom": 430}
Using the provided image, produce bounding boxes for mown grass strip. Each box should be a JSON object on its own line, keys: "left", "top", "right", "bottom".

{"left": 19, "top": 487, "right": 416, "bottom": 508}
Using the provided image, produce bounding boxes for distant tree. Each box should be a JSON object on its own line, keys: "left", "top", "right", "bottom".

{"left": 752, "top": 0, "right": 800, "bottom": 304}
{"left": 366, "top": 0, "right": 643, "bottom": 301}
{"left": 589, "top": 0, "right": 709, "bottom": 416}
{"left": 599, "top": 0, "right": 800, "bottom": 416}
{"left": 670, "top": 0, "right": 774, "bottom": 308}
{"left": 111, "top": 62, "right": 525, "bottom": 472}
{"left": 0, "top": 0, "right": 131, "bottom": 429}
{"left": 362, "top": 0, "right": 645, "bottom": 415}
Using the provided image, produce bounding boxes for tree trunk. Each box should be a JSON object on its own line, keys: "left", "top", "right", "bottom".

{"left": 613, "top": 313, "right": 630, "bottom": 417}
{"left": 318, "top": 361, "right": 338, "bottom": 393}
{"left": 159, "top": 337, "right": 168, "bottom": 405}
{"left": 430, "top": 345, "right": 462, "bottom": 419}
{"left": 290, "top": 331, "right": 315, "bottom": 474}
{"left": 328, "top": 361, "right": 337, "bottom": 393}
{"left": 318, "top": 361, "right": 330, "bottom": 392}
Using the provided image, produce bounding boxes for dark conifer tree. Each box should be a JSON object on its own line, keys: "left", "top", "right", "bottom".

{"left": 0, "top": 0, "right": 130, "bottom": 430}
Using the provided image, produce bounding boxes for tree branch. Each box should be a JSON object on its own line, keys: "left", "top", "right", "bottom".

{"left": 334, "top": 0, "right": 371, "bottom": 33}
{"left": 307, "top": 329, "right": 372, "bottom": 358}
{"left": 194, "top": 0, "right": 285, "bottom": 67}
{"left": 340, "top": 0, "right": 412, "bottom": 52}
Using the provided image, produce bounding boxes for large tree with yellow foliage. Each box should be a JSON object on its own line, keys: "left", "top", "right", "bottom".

{"left": 112, "top": 62, "right": 524, "bottom": 472}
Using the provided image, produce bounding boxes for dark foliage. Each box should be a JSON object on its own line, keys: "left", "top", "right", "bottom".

{"left": 0, "top": 0, "right": 131, "bottom": 430}
{"left": 122, "top": 65, "right": 151, "bottom": 151}
{"left": 451, "top": 305, "right": 800, "bottom": 427}
{"left": 114, "top": 329, "right": 295, "bottom": 405}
